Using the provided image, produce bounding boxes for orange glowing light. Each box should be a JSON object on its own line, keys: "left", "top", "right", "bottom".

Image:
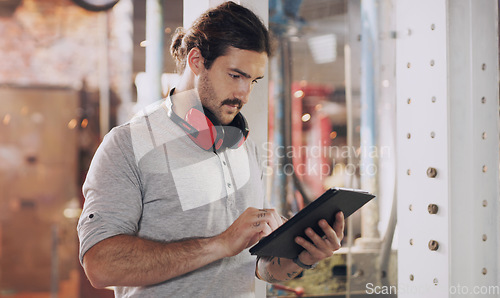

{"left": 81, "top": 118, "right": 89, "bottom": 128}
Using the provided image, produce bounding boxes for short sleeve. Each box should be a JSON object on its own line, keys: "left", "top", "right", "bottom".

{"left": 77, "top": 125, "right": 143, "bottom": 264}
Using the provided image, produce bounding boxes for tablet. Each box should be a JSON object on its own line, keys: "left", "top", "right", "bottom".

{"left": 249, "top": 187, "right": 375, "bottom": 259}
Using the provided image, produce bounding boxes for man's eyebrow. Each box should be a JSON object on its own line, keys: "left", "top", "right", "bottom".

{"left": 230, "top": 68, "right": 264, "bottom": 80}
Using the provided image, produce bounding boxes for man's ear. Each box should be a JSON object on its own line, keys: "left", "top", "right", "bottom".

{"left": 187, "top": 47, "right": 205, "bottom": 76}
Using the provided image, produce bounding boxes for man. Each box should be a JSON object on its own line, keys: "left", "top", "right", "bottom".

{"left": 77, "top": 2, "right": 344, "bottom": 297}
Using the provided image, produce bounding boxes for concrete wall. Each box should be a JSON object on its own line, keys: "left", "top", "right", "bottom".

{"left": 0, "top": 1, "right": 132, "bottom": 296}
{"left": 0, "top": 0, "right": 132, "bottom": 95}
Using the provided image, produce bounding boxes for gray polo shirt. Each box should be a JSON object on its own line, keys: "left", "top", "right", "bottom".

{"left": 77, "top": 98, "right": 267, "bottom": 297}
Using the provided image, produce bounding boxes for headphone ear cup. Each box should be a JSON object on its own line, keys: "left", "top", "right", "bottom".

{"left": 184, "top": 108, "right": 224, "bottom": 151}
{"left": 222, "top": 113, "right": 249, "bottom": 149}
{"left": 174, "top": 106, "right": 248, "bottom": 151}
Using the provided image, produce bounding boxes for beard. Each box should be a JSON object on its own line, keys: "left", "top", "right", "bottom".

{"left": 198, "top": 70, "right": 242, "bottom": 125}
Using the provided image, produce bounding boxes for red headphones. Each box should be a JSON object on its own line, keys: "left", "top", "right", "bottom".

{"left": 169, "top": 105, "right": 249, "bottom": 152}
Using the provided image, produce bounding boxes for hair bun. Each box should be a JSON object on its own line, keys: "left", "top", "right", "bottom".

{"left": 170, "top": 27, "right": 187, "bottom": 71}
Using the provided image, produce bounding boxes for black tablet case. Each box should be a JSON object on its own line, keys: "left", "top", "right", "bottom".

{"left": 249, "top": 188, "right": 375, "bottom": 259}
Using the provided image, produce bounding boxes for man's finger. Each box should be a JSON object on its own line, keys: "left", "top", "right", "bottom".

{"left": 319, "top": 219, "right": 341, "bottom": 248}
{"left": 295, "top": 235, "right": 332, "bottom": 259}
{"left": 261, "top": 224, "right": 273, "bottom": 238}
{"left": 333, "top": 212, "right": 345, "bottom": 240}
{"left": 255, "top": 208, "right": 280, "bottom": 231}
{"left": 267, "top": 209, "right": 282, "bottom": 230}
{"left": 305, "top": 227, "right": 331, "bottom": 251}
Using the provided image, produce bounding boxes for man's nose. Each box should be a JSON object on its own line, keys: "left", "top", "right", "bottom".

{"left": 234, "top": 80, "right": 252, "bottom": 105}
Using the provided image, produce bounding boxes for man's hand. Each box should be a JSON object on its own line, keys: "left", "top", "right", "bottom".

{"left": 218, "top": 207, "right": 282, "bottom": 257}
{"left": 294, "top": 211, "right": 344, "bottom": 266}
{"left": 255, "top": 211, "right": 345, "bottom": 283}
{"left": 81, "top": 208, "right": 285, "bottom": 288}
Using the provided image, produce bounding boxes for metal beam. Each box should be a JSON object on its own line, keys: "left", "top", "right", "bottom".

{"left": 396, "top": 0, "right": 499, "bottom": 297}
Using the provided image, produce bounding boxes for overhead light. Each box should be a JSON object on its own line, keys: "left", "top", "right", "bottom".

{"left": 301, "top": 113, "right": 311, "bottom": 122}
{"left": 67, "top": 119, "right": 78, "bottom": 130}
{"left": 72, "top": 0, "right": 119, "bottom": 12}
{"left": 63, "top": 198, "right": 82, "bottom": 219}
{"left": 81, "top": 118, "right": 89, "bottom": 128}
{"left": 308, "top": 34, "right": 337, "bottom": 64}
{"left": 3, "top": 114, "right": 11, "bottom": 125}
{"left": 294, "top": 90, "right": 304, "bottom": 98}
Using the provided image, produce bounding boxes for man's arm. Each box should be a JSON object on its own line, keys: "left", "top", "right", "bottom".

{"left": 256, "top": 211, "right": 345, "bottom": 283}
{"left": 82, "top": 207, "right": 281, "bottom": 288}
{"left": 83, "top": 234, "right": 225, "bottom": 288}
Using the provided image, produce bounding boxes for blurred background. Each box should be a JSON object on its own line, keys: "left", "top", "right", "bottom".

{"left": 0, "top": 0, "right": 498, "bottom": 297}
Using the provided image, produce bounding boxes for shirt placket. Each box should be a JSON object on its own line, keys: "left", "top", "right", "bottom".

{"left": 216, "top": 152, "right": 237, "bottom": 210}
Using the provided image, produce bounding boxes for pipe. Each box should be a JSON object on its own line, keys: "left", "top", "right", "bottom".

{"left": 378, "top": 176, "right": 397, "bottom": 285}
{"left": 359, "top": 0, "right": 380, "bottom": 242}
{"left": 99, "top": 11, "right": 110, "bottom": 138}
{"left": 344, "top": 43, "right": 354, "bottom": 298}
{"left": 145, "top": 0, "right": 163, "bottom": 103}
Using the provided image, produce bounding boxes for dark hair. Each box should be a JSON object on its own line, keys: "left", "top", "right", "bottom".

{"left": 170, "top": 1, "right": 273, "bottom": 73}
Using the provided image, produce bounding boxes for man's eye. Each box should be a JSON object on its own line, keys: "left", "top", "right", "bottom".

{"left": 229, "top": 74, "right": 240, "bottom": 79}
{"left": 252, "top": 80, "right": 259, "bottom": 84}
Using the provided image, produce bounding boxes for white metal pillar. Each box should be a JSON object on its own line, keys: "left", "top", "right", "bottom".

{"left": 396, "top": 1, "right": 499, "bottom": 297}
{"left": 145, "top": 0, "right": 164, "bottom": 102}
